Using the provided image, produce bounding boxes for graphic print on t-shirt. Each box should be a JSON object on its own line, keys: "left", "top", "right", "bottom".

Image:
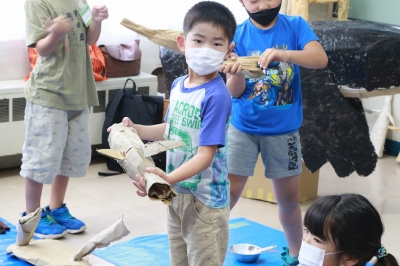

{"left": 166, "top": 99, "right": 202, "bottom": 191}
{"left": 167, "top": 124, "right": 201, "bottom": 191}
{"left": 209, "top": 147, "right": 228, "bottom": 206}
{"left": 247, "top": 45, "right": 294, "bottom": 108}
{"left": 65, "top": 9, "right": 86, "bottom": 48}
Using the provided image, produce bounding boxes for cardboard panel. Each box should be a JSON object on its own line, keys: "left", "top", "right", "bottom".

{"left": 241, "top": 156, "right": 319, "bottom": 203}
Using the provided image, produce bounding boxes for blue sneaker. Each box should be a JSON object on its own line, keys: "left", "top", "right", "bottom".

{"left": 22, "top": 209, "right": 68, "bottom": 239}
{"left": 281, "top": 247, "right": 299, "bottom": 266}
{"left": 45, "top": 204, "right": 86, "bottom": 234}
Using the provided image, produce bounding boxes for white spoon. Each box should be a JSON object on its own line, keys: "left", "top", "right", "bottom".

{"left": 248, "top": 244, "right": 277, "bottom": 254}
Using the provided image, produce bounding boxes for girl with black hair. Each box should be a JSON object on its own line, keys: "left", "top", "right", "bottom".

{"left": 302, "top": 194, "right": 398, "bottom": 266}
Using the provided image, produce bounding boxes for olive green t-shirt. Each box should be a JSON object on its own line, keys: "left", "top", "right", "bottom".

{"left": 25, "top": 0, "right": 98, "bottom": 110}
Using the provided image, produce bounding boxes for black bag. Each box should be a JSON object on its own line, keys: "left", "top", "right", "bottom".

{"left": 99, "top": 78, "right": 165, "bottom": 176}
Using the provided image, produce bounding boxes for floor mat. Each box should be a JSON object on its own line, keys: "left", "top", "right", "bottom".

{"left": 0, "top": 218, "right": 30, "bottom": 266}
{"left": 93, "top": 217, "right": 287, "bottom": 266}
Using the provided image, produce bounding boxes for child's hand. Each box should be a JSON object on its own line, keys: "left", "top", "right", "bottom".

{"left": 107, "top": 117, "right": 135, "bottom": 132}
{"left": 121, "top": 117, "right": 134, "bottom": 127}
{"left": 44, "top": 15, "right": 73, "bottom": 37}
{"left": 92, "top": 5, "right": 109, "bottom": 23}
{"left": 219, "top": 53, "right": 242, "bottom": 76}
{"left": 133, "top": 175, "right": 147, "bottom": 197}
{"left": 258, "top": 48, "right": 289, "bottom": 69}
{"left": 146, "top": 167, "right": 172, "bottom": 184}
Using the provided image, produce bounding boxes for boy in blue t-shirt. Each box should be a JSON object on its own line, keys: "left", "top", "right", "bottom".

{"left": 221, "top": 0, "right": 328, "bottom": 265}
{"left": 113, "top": 2, "right": 235, "bottom": 265}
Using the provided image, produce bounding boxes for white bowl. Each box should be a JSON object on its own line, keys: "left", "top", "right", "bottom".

{"left": 230, "top": 244, "right": 262, "bottom": 263}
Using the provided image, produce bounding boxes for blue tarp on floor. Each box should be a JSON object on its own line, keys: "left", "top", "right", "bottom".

{"left": 93, "top": 217, "right": 287, "bottom": 266}
{"left": 1, "top": 216, "right": 376, "bottom": 266}
{"left": 0, "top": 218, "right": 30, "bottom": 266}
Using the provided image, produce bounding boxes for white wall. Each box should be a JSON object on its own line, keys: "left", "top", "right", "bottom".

{"left": 0, "top": 40, "right": 31, "bottom": 81}
{"left": 363, "top": 96, "right": 400, "bottom": 142}
{"left": 0, "top": 0, "right": 333, "bottom": 80}
{"left": 1, "top": 0, "right": 339, "bottom": 80}
{"left": 349, "top": 0, "right": 400, "bottom": 26}
{"left": 0, "top": 0, "right": 249, "bottom": 81}
{"left": 1, "top": 0, "right": 398, "bottom": 144}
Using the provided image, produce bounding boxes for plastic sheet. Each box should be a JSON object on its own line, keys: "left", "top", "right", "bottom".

{"left": 93, "top": 217, "right": 287, "bottom": 266}
{"left": 297, "top": 19, "right": 400, "bottom": 176}
{"left": 311, "top": 20, "right": 400, "bottom": 91}
{"left": 299, "top": 67, "right": 377, "bottom": 177}
{"left": 159, "top": 47, "right": 188, "bottom": 99}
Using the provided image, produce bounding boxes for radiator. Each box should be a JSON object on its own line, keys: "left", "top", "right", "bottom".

{"left": 0, "top": 73, "right": 158, "bottom": 169}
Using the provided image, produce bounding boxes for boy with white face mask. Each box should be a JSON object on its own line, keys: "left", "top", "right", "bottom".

{"left": 110, "top": 2, "right": 236, "bottom": 265}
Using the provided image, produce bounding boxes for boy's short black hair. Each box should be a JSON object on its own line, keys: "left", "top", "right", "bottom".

{"left": 183, "top": 1, "right": 236, "bottom": 43}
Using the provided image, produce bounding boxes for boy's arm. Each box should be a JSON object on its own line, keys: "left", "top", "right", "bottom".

{"left": 135, "top": 124, "right": 166, "bottom": 141}
{"left": 146, "top": 145, "right": 217, "bottom": 184}
{"left": 221, "top": 53, "right": 246, "bottom": 98}
{"left": 226, "top": 72, "right": 246, "bottom": 98}
{"left": 87, "top": 5, "right": 108, "bottom": 45}
{"left": 290, "top": 41, "right": 328, "bottom": 68}
{"left": 109, "top": 117, "right": 166, "bottom": 141}
{"left": 258, "top": 40, "right": 328, "bottom": 69}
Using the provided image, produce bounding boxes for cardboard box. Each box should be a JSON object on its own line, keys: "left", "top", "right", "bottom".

{"left": 241, "top": 156, "right": 319, "bottom": 203}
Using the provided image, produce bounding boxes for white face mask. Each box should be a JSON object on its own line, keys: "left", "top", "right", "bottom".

{"left": 299, "top": 240, "right": 342, "bottom": 266}
{"left": 186, "top": 46, "right": 226, "bottom": 76}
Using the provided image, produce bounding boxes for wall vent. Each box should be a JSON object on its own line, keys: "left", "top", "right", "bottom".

{"left": 12, "top": 97, "right": 26, "bottom": 122}
{"left": 138, "top": 86, "right": 149, "bottom": 95}
{"left": 93, "top": 90, "right": 106, "bottom": 113}
{"left": 0, "top": 99, "right": 9, "bottom": 123}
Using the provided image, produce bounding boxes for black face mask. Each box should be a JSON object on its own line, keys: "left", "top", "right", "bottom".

{"left": 246, "top": 4, "right": 281, "bottom": 26}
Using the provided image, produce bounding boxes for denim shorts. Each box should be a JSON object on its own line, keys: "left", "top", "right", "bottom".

{"left": 227, "top": 124, "right": 302, "bottom": 179}
{"left": 20, "top": 101, "right": 91, "bottom": 184}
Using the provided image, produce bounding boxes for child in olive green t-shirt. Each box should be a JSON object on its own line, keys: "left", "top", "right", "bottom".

{"left": 20, "top": 0, "right": 108, "bottom": 239}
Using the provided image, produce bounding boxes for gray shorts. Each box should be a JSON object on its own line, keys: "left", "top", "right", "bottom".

{"left": 20, "top": 101, "right": 91, "bottom": 184}
{"left": 227, "top": 124, "right": 302, "bottom": 179}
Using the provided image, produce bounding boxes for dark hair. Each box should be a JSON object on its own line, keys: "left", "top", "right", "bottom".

{"left": 304, "top": 194, "right": 398, "bottom": 266}
{"left": 183, "top": 1, "right": 236, "bottom": 43}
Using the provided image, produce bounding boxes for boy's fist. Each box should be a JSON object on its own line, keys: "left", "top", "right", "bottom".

{"left": 107, "top": 117, "right": 135, "bottom": 133}
{"left": 219, "top": 52, "right": 242, "bottom": 76}
{"left": 92, "top": 5, "right": 109, "bottom": 23}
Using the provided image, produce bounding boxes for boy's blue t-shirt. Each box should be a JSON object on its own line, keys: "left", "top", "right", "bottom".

{"left": 232, "top": 14, "right": 319, "bottom": 135}
{"left": 164, "top": 74, "right": 232, "bottom": 208}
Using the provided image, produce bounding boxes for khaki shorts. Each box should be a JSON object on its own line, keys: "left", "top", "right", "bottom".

{"left": 20, "top": 101, "right": 91, "bottom": 184}
{"left": 167, "top": 193, "right": 230, "bottom": 266}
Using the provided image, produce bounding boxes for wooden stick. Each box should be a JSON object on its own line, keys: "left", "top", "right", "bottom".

{"left": 290, "top": 0, "right": 309, "bottom": 20}
{"left": 388, "top": 126, "right": 400, "bottom": 132}
{"left": 337, "top": 0, "right": 350, "bottom": 20}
